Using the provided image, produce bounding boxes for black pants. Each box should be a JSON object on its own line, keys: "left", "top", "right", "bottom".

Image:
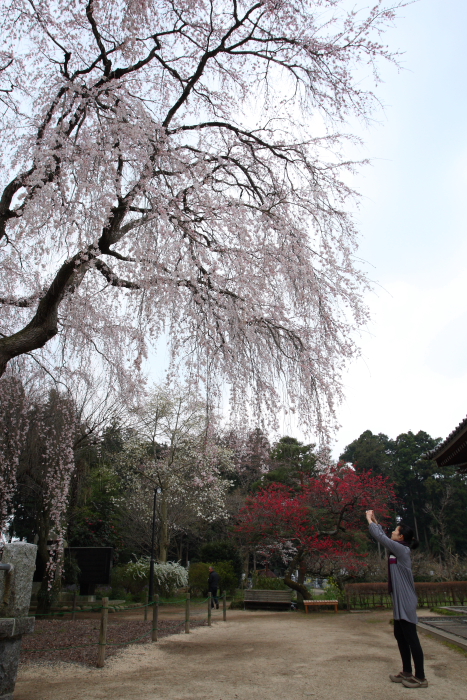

{"left": 393, "top": 619, "right": 425, "bottom": 679}
{"left": 210, "top": 587, "right": 218, "bottom": 607}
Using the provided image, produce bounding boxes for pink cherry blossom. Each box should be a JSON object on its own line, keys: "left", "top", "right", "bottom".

{"left": 0, "top": 1, "right": 402, "bottom": 436}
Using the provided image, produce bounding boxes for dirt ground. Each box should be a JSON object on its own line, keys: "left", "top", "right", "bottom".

{"left": 20, "top": 602, "right": 210, "bottom": 665}
{"left": 15, "top": 609, "right": 467, "bottom": 700}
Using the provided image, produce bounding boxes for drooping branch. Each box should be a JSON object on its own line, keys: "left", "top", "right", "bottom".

{"left": 85, "top": 0, "right": 112, "bottom": 76}
{"left": 0, "top": 292, "right": 44, "bottom": 308}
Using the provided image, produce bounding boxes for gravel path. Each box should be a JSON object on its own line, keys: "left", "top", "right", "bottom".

{"left": 15, "top": 609, "right": 467, "bottom": 700}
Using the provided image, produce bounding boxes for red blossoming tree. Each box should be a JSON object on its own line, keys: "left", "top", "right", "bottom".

{"left": 236, "top": 465, "right": 396, "bottom": 597}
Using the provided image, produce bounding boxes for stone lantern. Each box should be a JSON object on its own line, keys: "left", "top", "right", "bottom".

{"left": 0, "top": 543, "right": 37, "bottom": 700}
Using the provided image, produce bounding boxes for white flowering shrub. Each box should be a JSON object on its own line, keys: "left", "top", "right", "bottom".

{"left": 115, "top": 558, "right": 188, "bottom": 598}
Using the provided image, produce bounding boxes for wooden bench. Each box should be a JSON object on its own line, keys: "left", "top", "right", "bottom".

{"left": 303, "top": 599, "right": 338, "bottom": 613}
{"left": 244, "top": 589, "right": 292, "bottom": 609}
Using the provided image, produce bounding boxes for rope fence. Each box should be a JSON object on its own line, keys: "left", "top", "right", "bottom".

{"left": 27, "top": 591, "right": 228, "bottom": 667}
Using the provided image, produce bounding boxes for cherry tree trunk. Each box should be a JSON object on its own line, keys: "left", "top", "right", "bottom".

{"left": 283, "top": 554, "right": 309, "bottom": 603}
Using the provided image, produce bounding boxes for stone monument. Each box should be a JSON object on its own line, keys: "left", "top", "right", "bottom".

{"left": 0, "top": 542, "right": 37, "bottom": 700}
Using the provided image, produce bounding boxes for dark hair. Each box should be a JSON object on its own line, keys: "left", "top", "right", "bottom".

{"left": 398, "top": 523, "right": 419, "bottom": 550}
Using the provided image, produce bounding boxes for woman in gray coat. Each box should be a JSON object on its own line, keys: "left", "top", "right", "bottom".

{"left": 365, "top": 510, "right": 428, "bottom": 689}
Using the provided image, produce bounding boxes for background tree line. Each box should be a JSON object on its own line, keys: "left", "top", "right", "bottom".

{"left": 3, "top": 367, "right": 467, "bottom": 608}
{"left": 339, "top": 429, "right": 467, "bottom": 558}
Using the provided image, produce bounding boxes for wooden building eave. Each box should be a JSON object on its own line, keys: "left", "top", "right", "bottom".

{"left": 425, "top": 415, "right": 467, "bottom": 473}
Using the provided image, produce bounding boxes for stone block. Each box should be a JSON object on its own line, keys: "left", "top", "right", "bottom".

{"left": 0, "top": 620, "right": 14, "bottom": 638}
{"left": 0, "top": 617, "right": 35, "bottom": 639}
{"left": 0, "top": 636, "right": 22, "bottom": 700}
{"left": 13, "top": 617, "right": 35, "bottom": 636}
{"left": 0, "top": 543, "right": 37, "bottom": 618}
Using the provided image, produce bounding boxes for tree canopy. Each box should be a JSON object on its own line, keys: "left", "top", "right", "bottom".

{"left": 0, "top": 0, "right": 402, "bottom": 433}
{"left": 339, "top": 429, "right": 393, "bottom": 476}
{"left": 259, "top": 435, "right": 317, "bottom": 488}
{"left": 236, "top": 465, "right": 396, "bottom": 596}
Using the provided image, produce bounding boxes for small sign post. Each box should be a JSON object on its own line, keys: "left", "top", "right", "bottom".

{"left": 97, "top": 597, "right": 109, "bottom": 668}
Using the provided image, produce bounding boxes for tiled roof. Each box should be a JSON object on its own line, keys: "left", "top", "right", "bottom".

{"left": 425, "top": 414, "right": 467, "bottom": 464}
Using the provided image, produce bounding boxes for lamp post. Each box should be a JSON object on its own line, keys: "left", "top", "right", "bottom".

{"left": 148, "top": 487, "right": 162, "bottom": 603}
{"left": 135, "top": 465, "right": 162, "bottom": 603}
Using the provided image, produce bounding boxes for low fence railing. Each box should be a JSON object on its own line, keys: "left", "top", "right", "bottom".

{"left": 345, "top": 581, "right": 467, "bottom": 610}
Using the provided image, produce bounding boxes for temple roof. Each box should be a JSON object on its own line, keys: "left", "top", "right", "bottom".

{"left": 425, "top": 414, "right": 467, "bottom": 473}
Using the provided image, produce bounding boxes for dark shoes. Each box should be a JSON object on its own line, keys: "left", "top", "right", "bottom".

{"left": 216, "top": 604, "right": 219, "bottom": 609}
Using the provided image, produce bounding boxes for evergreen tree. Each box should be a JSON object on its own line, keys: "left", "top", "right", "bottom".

{"left": 340, "top": 430, "right": 393, "bottom": 477}
{"left": 261, "top": 436, "right": 318, "bottom": 488}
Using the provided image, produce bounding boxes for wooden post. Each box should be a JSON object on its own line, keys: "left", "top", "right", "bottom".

{"left": 97, "top": 597, "right": 109, "bottom": 668}
{"left": 222, "top": 591, "right": 227, "bottom": 621}
{"left": 144, "top": 590, "right": 149, "bottom": 621}
{"left": 72, "top": 591, "right": 77, "bottom": 621}
{"left": 185, "top": 592, "right": 190, "bottom": 634}
{"left": 208, "top": 592, "right": 212, "bottom": 626}
{"left": 152, "top": 594, "right": 159, "bottom": 642}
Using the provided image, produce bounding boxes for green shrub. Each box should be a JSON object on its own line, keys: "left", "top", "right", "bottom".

{"left": 110, "top": 586, "right": 127, "bottom": 601}
{"left": 189, "top": 561, "right": 238, "bottom": 595}
{"left": 252, "top": 573, "right": 289, "bottom": 590}
{"left": 189, "top": 562, "right": 210, "bottom": 595}
{"left": 215, "top": 561, "right": 238, "bottom": 594}
{"left": 111, "top": 563, "right": 141, "bottom": 595}
{"left": 228, "top": 589, "right": 244, "bottom": 609}
{"left": 323, "top": 576, "right": 346, "bottom": 603}
{"left": 199, "top": 541, "right": 243, "bottom": 578}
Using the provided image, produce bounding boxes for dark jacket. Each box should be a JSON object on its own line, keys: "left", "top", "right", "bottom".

{"left": 208, "top": 570, "right": 220, "bottom": 589}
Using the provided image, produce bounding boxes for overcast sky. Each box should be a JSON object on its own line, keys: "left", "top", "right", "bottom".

{"left": 330, "top": 0, "right": 467, "bottom": 457}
